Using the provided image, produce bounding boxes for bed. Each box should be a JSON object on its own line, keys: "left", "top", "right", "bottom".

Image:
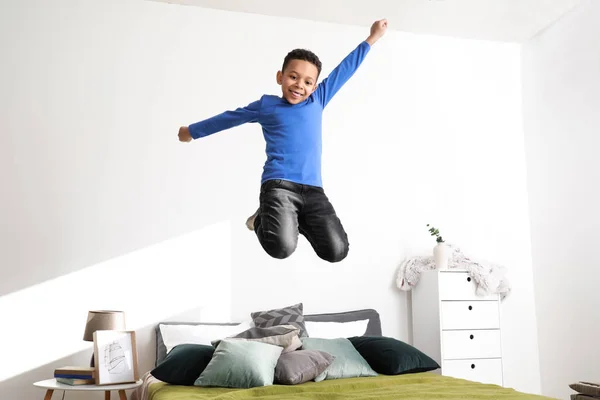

{"left": 134, "top": 308, "right": 554, "bottom": 400}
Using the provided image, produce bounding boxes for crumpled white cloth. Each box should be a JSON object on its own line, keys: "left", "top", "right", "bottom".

{"left": 396, "top": 244, "right": 511, "bottom": 300}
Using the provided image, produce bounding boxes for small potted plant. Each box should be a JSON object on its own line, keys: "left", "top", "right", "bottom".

{"left": 427, "top": 224, "right": 449, "bottom": 270}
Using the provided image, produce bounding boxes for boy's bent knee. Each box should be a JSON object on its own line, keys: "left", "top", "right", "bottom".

{"left": 318, "top": 241, "right": 349, "bottom": 263}
{"left": 265, "top": 240, "right": 297, "bottom": 260}
{"left": 268, "top": 245, "right": 295, "bottom": 260}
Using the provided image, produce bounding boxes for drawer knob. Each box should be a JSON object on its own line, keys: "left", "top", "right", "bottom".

{"left": 470, "top": 334, "right": 474, "bottom": 340}
{"left": 471, "top": 364, "right": 476, "bottom": 369}
{"left": 468, "top": 305, "right": 473, "bottom": 311}
{"left": 467, "top": 277, "right": 471, "bottom": 282}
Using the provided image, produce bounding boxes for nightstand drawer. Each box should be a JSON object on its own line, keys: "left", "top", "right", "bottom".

{"left": 442, "top": 358, "right": 503, "bottom": 386}
{"left": 439, "top": 271, "right": 499, "bottom": 301}
{"left": 442, "top": 330, "right": 501, "bottom": 359}
{"left": 441, "top": 301, "right": 499, "bottom": 330}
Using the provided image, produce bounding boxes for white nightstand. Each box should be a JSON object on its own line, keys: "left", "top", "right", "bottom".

{"left": 33, "top": 378, "right": 143, "bottom": 400}
{"left": 411, "top": 269, "right": 504, "bottom": 386}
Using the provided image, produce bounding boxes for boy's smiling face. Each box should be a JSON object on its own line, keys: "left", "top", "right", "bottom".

{"left": 277, "top": 59, "right": 319, "bottom": 105}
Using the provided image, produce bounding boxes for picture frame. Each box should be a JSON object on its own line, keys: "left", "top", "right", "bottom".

{"left": 93, "top": 330, "right": 139, "bottom": 385}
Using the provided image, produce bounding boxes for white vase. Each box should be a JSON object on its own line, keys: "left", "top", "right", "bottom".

{"left": 433, "top": 242, "right": 449, "bottom": 270}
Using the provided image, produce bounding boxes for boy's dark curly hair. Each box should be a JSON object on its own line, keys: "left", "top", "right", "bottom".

{"left": 282, "top": 49, "right": 322, "bottom": 78}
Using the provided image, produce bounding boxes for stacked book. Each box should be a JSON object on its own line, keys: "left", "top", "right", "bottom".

{"left": 54, "top": 366, "right": 95, "bottom": 385}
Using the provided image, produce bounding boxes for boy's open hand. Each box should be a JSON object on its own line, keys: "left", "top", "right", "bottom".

{"left": 178, "top": 126, "right": 192, "bottom": 142}
{"left": 366, "top": 19, "right": 388, "bottom": 46}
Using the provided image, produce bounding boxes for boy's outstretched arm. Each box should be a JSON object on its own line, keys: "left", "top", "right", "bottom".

{"left": 314, "top": 18, "right": 387, "bottom": 108}
{"left": 178, "top": 99, "right": 261, "bottom": 142}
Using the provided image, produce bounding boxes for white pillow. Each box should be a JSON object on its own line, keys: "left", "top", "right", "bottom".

{"left": 305, "top": 320, "right": 369, "bottom": 339}
{"left": 160, "top": 321, "right": 252, "bottom": 354}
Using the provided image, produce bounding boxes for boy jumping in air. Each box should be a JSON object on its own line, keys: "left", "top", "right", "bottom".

{"left": 179, "top": 19, "right": 388, "bottom": 262}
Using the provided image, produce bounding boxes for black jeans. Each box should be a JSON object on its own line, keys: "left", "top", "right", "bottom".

{"left": 254, "top": 179, "right": 349, "bottom": 263}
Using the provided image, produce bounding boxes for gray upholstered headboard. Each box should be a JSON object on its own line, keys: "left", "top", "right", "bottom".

{"left": 155, "top": 308, "right": 381, "bottom": 366}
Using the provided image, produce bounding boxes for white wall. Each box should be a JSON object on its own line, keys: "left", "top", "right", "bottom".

{"left": 522, "top": 1, "right": 600, "bottom": 399}
{"left": 0, "top": 0, "right": 540, "bottom": 398}
{"left": 0, "top": 1, "right": 238, "bottom": 398}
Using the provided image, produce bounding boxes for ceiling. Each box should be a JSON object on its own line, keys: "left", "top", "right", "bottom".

{"left": 149, "top": 0, "right": 581, "bottom": 43}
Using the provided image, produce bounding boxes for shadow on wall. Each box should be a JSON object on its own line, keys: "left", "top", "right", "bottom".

{"left": 1, "top": 168, "right": 256, "bottom": 299}
{"left": 1, "top": 120, "right": 263, "bottom": 300}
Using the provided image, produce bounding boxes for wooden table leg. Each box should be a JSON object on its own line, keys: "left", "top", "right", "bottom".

{"left": 105, "top": 390, "right": 111, "bottom": 400}
{"left": 43, "top": 389, "right": 53, "bottom": 400}
{"left": 118, "top": 390, "right": 127, "bottom": 400}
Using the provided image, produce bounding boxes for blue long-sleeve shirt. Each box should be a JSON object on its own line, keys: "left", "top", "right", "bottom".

{"left": 189, "top": 41, "right": 371, "bottom": 188}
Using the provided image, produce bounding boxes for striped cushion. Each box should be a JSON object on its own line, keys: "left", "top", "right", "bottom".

{"left": 212, "top": 325, "right": 302, "bottom": 353}
{"left": 251, "top": 303, "right": 308, "bottom": 337}
{"left": 570, "top": 382, "right": 600, "bottom": 398}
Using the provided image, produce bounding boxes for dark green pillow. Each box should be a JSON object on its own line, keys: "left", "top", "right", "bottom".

{"left": 348, "top": 336, "right": 440, "bottom": 375}
{"left": 151, "top": 344, "right": 214, "bottom": 385}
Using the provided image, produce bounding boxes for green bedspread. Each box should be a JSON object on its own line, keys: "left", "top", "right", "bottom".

{"left": 148, "top": 373, "right": 555, "bottom": 400}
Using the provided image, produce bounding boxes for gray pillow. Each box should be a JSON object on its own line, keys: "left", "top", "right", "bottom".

{"left": 194, "top": 339, "right": 283, "bottom": 388}
{"left": 301, "top": 337, "right": 378, "bottom": 381}
{"left": 275, "top": 350, "right": 335, "bottom": 385}
{"left": 211, "top": 325, "right": 302, "bottom": 353}
{"left": 251, "top": 303, "right": 308, "bottom": 337}
{"left": 570, "top": 382, "right": 600, "bottom": 397}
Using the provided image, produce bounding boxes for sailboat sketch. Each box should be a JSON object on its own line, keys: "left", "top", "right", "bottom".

{"left": 94, "top": 330, "right": 137, "bottom": 384}
{"left": 104, "top": 340, "right": 126, "bottom": 374}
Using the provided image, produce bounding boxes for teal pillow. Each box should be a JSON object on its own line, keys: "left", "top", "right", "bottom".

{"left": 348, "top": 336, "right": 440, "bottom": 375}
{"left": 300, "top": 337, "right": 377, "bottom": 382}
{"left": 194, "top": 339, "right": 283, "bottom": 388}
{"left": 150, "top": 344, "right": 214, "bottom": 385}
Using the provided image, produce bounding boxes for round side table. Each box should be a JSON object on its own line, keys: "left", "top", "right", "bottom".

{"left": 33, "top": 378, "right": 143, "bottom": 400}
